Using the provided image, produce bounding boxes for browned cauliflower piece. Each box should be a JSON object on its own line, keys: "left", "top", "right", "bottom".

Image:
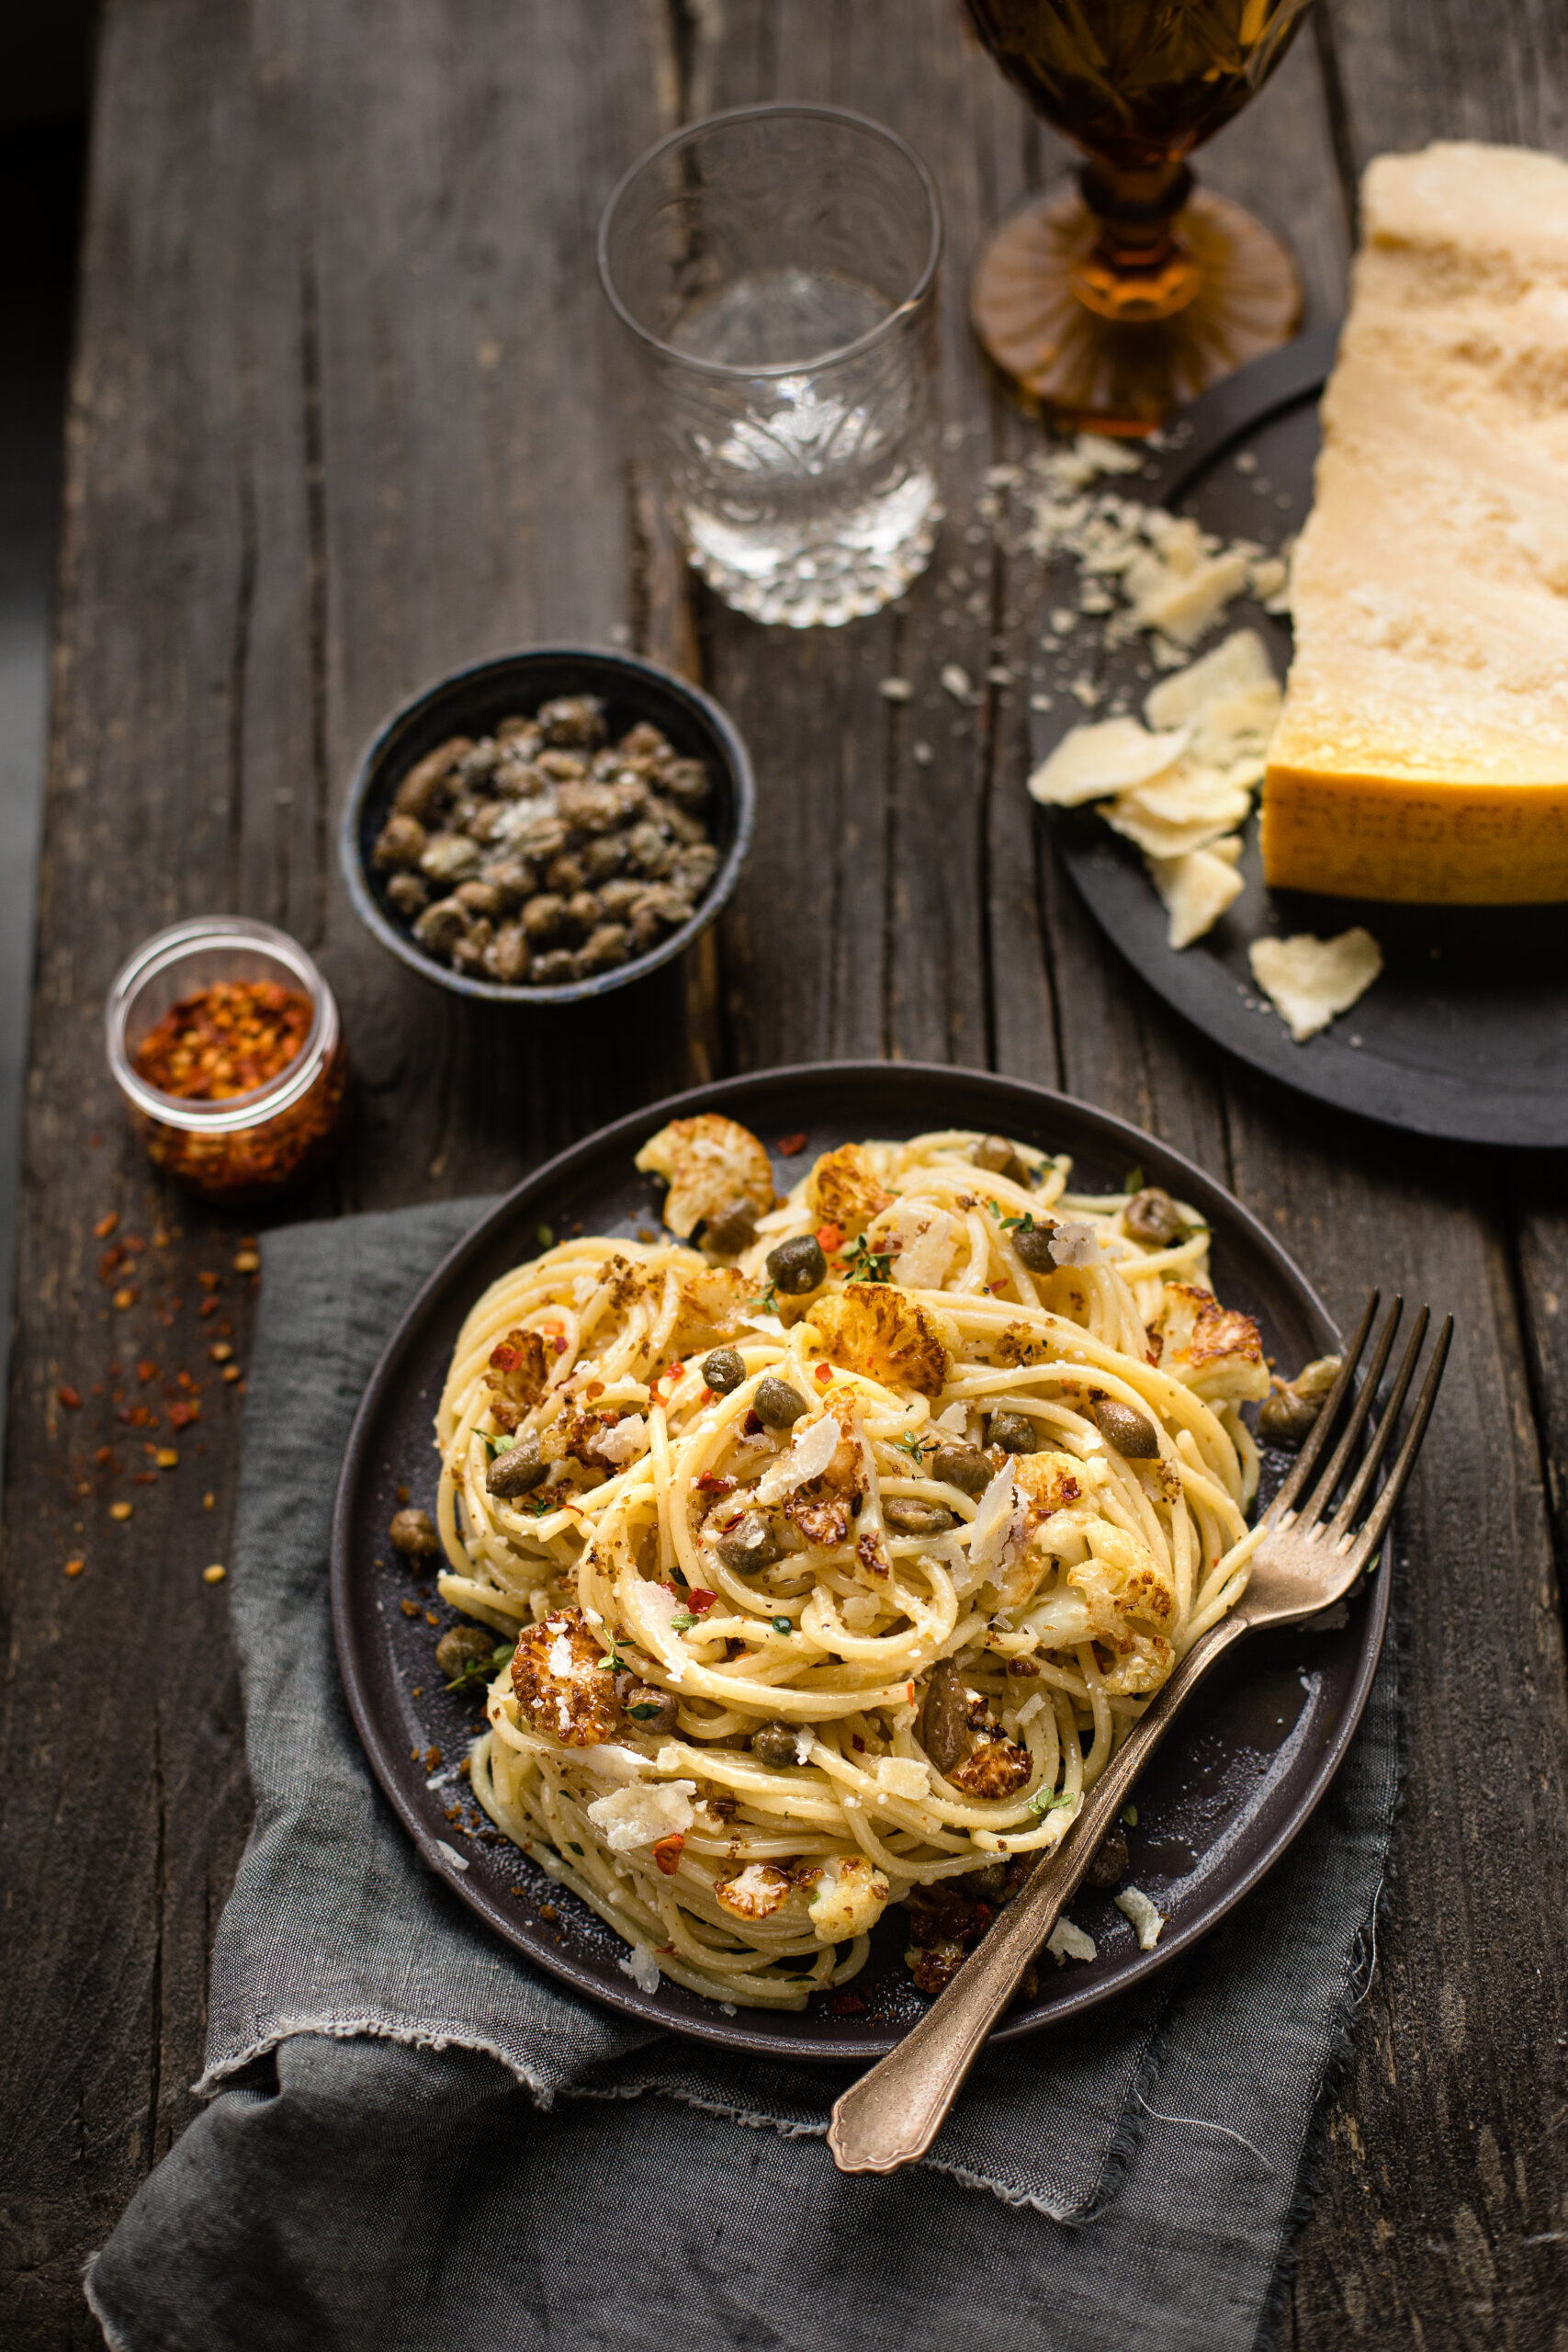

{"left": 1156, "top": 1283, "right": 1269, "bottom": 1403}
{"left": 948, "top": 1734, "right": 1033, "bottom": 1802}
{"left": 714, "top": 1862, "right": 793, "bottom": 1922}
{"left": 808, "top": 1283, "right": 950, "bottom": 1397}
{"left": 1066, "top": 1521, "right": 1179, "bottom": 1674}
{"left": 635, "top": 1114, "right": 774, "bottom": 1239}
{"left": 510, "top": 1605, "right": 617, "bottom": 1747}
{"left": 671, "top": 1265, "right": 751, "bottom": 1351}
{"left": 484, "top": 1328, "right": 550, "bottom": 1432}
{"left": 1012, "top": 1450, "right": 1086, "bottom": 1523}
{"left": 804, "top": 1143, "right": 893, "bottom": 1238}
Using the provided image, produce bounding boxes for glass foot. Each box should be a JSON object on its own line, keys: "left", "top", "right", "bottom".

{"left": 971, "top": 179, "right": 1303, "bottom": 434}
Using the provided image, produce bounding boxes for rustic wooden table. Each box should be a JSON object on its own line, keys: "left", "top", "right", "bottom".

{"left": 5, "top": 3, "right": 1567, "bottom": 2344}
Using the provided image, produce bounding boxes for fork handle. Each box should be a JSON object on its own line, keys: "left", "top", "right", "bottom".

{"left": 827, "top": 1612, "right": 1253, "bottom": 2176}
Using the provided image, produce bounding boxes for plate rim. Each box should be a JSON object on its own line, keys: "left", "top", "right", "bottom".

{"left": 330, "top": 1059, "right": 1388, "bottom": 2062}
{"left": 1038, "top": 329, "right": 1568, "bottom": 1150}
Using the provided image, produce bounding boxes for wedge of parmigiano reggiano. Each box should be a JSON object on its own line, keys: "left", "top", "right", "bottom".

{"left": 1263, "top": 142, "right": 1568, "bottom": 903}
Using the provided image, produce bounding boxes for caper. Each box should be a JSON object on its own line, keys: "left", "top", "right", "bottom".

{"left": 621, "top": 1682, "right": 678, "bottom": 1735}
{"left": 988, "top": 1410, "right": 1040, "bottom": 1456}
{"left": 753, "top": 1375, "right": 808, "bottom": 1429}
{"left": 883, "top": 1496, "right": 958, "bottom": 1536}
{"left": 486, "top": 1432, "right": 546, "bottom": 1497}
{"left": 919, "top": 1658, "right": 974, "bottom": 1776}
{"left": 766, "top": 1234, "right": 827, "bottom": 1295}
{"left": 751, "top": 1721, "right": 801, "bottom": 1769}
{"left": 701, "top": 1346, "right": 746, "bottom": 1395}
{"left": 704, "top": 1199, "right": 759, "bottom": 1255}
{"left": 1124, "top": 1186, "right": 1185, "bottom": 1247}
{"left": 1086, "top": 1827, "right": 1130, "bottom": 1890}
{"left": 1258, "top": 1388, "right": 1324, "bottom": 1445}
{"left": 931, "top": 1442, "right": 992, "bottom": 1496}
{"left": 389, "top": 1506, "right": 439, "bottom": 1556}
{"left": 715, "top": 1510, "right": 783, "bottom": 1574}
{"left": 1010, "top": 1222, "right": 1057, "bottom": 1272}
{"left": 434, "top": 1625, "right": 495, "bottom": 1679}
{"left": 974, "top": 1135, "right": 1027, "bottom": 1183}
{"left": 1090, "top": 1396, "right": 1161, "bottom": 1460}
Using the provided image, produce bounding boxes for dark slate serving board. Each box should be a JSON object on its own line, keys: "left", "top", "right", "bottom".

{"left": 1032, "top": 329, "right": 1568, "bottom": 1149}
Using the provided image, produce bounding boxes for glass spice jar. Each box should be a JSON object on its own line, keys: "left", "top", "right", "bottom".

{"left": 106, "top": 917, "right": 348, "bottom": 1201}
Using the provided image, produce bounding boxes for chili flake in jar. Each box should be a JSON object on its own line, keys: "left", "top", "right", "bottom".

{"left": 107, "top": 919, "right": 350, "bottom": 1203}
{"left": 132, "top": 980, "right": 313, "bottom": 1101}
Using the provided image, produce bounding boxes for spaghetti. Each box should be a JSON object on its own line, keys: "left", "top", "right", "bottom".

{"left": 434, "top": 1119, "right": 1270, "bottom": 2009}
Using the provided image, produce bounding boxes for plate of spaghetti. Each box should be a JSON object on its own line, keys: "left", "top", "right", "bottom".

{"left": 332, "top": 1063, "right": 1385, "bottom": 2059}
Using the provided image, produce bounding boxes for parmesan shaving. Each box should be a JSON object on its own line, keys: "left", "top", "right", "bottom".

{"left": 1248, "top": 929, "right": 1383, "bottom": 1042}
{"left": 1115, "top": 1884, "right": 1166, "bottom": 1950}
{"left": 755, "top": 1410, "right": 842, "bottom": 1503}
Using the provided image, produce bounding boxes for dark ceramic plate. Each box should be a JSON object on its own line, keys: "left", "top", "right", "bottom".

{"left": 1033, "top": 328, "right": 1568, "bottom": 1148}
{"left": 331, "top": 1061, "right": 1385, "bottom": 2061}
{"left": 340, "top": 644, "right": 755, "bottom": 1006}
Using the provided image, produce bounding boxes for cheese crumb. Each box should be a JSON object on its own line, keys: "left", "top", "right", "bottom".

{"left": 1115, "top": 1884, "right": 1166, "bottom": 1949}
{"left": 618, "top": 1943, "right": 662, "bottom": 1995}
{"left": 1046, "top": 1917, "right": 1097, "bottom": 1964}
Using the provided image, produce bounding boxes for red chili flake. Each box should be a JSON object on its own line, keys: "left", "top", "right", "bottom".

{"left": 198, "top": 1297, "right": 220, "bottom": 1318}
{"left": 696, "top": 1471, "right": 736, "bottom": 1496}
{"left": 851, "top": 1735, "right": 865, "bottom": 1752}
{"left": 99, "top": 1246, "right": 124, "bottom": 1280}
{"left": 132, "top": 1471, "right": 157, "bottom": 1486}
{"left": 687, "top": 1589, "right": 716, "bottom": 1614}
{"left": 124, "top": 1234, "right": 147, "bottom": 1255}
{"left": 815, "top": 1223, "right": 843, "bottom": 1252}
{"left": 175, "top": 1371, "right": 197, "bottom": 1390}
{"left": 132, "top": 978, "right": 311, "bottom": 1101}
{"left": 814, "top": 1364, "right": 833, "bottom": 1385}
{"left": 94, "top": 1445, "right": 114, "bottom": 1465}
{"left": 743, "top": 1410, "right": 761, "bottom": 1435}
{"left": 57, "top": 1385, "right": 82, "bottom": 1409}
{"left": 489, "top": 1340, "right": 525, "bottom": 1372}
{"left": 776, "top": 1132, "right": 809, "bottom": 1157}
{"left": 135, "top": 1360, "right": 158, "bottom": 1385}
{"left": 552, "top": 1337, "right": 568, "bottom": 1355}
{"left": 828, "top": 1993, "right": 866, "bottom": 2016}
{"left": 94, "top": 1212, "right": 118, "bottom": 1238}
{"left": 168, "top": 1400, "right": 201, "bottom": 1430}
{"left": 651, "top": 1832, "right": 685, "bottom": 1876}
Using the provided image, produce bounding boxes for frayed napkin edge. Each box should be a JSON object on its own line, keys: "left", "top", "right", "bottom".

{"left": 193, "top": 2017, "right": 1128, "bottom": 2225}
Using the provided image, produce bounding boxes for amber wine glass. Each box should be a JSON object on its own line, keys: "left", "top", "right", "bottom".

{"left": 964, "top": 0, "right": 1314, "bottom": 431}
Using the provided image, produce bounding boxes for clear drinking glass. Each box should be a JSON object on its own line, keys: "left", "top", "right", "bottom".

{"left": 598, "top": 104, "right": 943, "bottom": 628}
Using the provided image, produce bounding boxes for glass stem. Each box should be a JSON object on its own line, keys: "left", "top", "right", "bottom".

{"left": 1071, "top": 161, "right": 1204, "bottom": 322}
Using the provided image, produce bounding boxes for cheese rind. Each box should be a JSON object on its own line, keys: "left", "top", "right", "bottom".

{"left": 1262, "top": 141, "right": 1568, "bottom": 905}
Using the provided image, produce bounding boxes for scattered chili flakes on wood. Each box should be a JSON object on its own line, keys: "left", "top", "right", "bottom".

{"left": 132, "top": 978, "right": 311, "bottom": 1101}
{"left": 64, "top": 1557, "right": 85, "bottom": 1577}
{"left": 57, "top": 1385, "right": 82, "bottom": 1409}
{"left": 94, "top": 1212, "right": 118, "bottom": 1238}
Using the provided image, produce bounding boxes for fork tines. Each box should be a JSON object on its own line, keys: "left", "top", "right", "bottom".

{"left": 1267, "top": 1291, "right": 1451, "bottom": 1565}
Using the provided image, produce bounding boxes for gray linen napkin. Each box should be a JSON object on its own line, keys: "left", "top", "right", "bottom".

{"left": 86, "top": 1199, "right": 1397, "bottom": 2352}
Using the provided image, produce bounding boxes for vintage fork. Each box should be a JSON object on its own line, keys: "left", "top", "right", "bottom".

{"left": 827, "top": 1291, "right": 1450, "bottom": 2177}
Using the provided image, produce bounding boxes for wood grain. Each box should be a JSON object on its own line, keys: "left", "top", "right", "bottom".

{"left": 3, "top": 3, "right": 1566, "bottom": 2346}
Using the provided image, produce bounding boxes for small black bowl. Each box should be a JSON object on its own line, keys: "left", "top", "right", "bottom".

{"left": 340, "top": 645, "right": 755, "bottom": 1004}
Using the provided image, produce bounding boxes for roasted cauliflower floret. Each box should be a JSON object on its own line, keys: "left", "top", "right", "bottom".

{"left": 484, "top": 1327, "right": 550, "bottom": 1432}
{"left": 671, "top": 1264, "right": 750, "bottom": 1351}
{"left": 1012, "top": 1449, "right": 1086, "bottom": 1522}
{"left": 948, "top": 1733, "right": 1033, "bottom": 1801}
{"left": 510, "top": 1604, "right": 617, "bottom": 1747}
{"left": 1067, "top": 1521, "right": 1178, "bottom": 1650}
{"left": 808, "top": 1283, "right": 950, "bottom": 1397}
{"left": 635, "top": 1114, "right": 774, "bottom": 1240}
{"left": 715, "top": 1862, "right": 793, "bottom": 1922}
{"left": 804, "top": 1853, "right": 890, "bottom": 1942}
{"left": 804, "top": 1144, "right": 893, "bottom": 1238}
{"left": 1156, "top": 1283, "right": 1269, "bottom": 1402}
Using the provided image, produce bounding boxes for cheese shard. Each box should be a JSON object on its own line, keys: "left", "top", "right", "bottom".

{"left": 1249, "top": 929, "right": 1383, "bottom": 1043}
{"left": 1262, "top": 141, "right": 1568, "bottom": 904}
